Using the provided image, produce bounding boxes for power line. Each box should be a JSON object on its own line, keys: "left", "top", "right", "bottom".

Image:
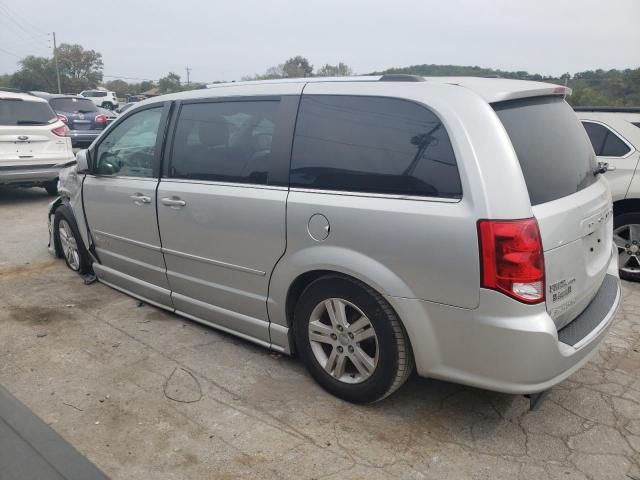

{"left": 0, "top": 1, "right": 48, "bottom": 37}
{"left": 0, "top": 46, "right": 22, "bottom": 58}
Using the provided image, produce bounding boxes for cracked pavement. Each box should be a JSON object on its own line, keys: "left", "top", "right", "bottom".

{"left": 1, "top": 187, "right": 639, "bottom": 480}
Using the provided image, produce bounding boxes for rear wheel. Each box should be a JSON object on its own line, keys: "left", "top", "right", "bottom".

{"left": 43, "top": 179, "right": 58, "bottom": 196}
{"left": 614, "top": 213, "right": 640, "bottom": 282}
{"left": 102, "top": 102, "right": 114, "bottom": 110}
{"left": 293, "top": 275, "right": 413, "bottom": 403}
{"left": 53, "top": 205, "right": 91, "bottom": 274}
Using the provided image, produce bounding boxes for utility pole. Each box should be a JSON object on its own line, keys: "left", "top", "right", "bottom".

{"left": 185, "top": 67, "right": 191, "bottom": 86}
{"left": 52, "top": 32, "right": 61, "bottom": 94}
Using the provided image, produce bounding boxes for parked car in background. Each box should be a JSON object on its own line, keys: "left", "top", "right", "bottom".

{"left": 0, "top": 90, "right": 73, "bottom": 195}
{"left": 47, "top": 96, "right": 110, "bottom": 148}
{"left": 115, "top": 102, "right": 136, "bottom": 114}
{"left": 79, "top": 90, "right": 119, "bottom": 110}
{"left": 575, "top": 107, "right": 640, "bottom": 281}
{"left": 50, "top": 76, "right": 620, "bottom": 403}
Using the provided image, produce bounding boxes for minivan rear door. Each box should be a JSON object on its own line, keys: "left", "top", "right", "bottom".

{"left": 494, "top": 97, "right": 614, "bottom": 329}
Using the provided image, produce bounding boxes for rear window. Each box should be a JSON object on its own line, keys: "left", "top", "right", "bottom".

{"left": 50, "top": 97, "right": 98, "bottom": 113}
{"left": 0, "top": 99, "right": 57, "bottom": 126}
{"left": 290, "top": 95, "right": 462, "bottom": 199}
{"left": 494, "top": 96, "right": 597, "bottom": 206}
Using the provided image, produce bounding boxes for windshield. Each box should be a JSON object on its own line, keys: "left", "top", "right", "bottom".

{"left": 50, "top": 97, "right": 98, "bottom": 113}
{"left": 0, "top": 99, "right": 57, "bottom": 126}
{"left": 494, "top": 96, "right": 597, "bottom": 206}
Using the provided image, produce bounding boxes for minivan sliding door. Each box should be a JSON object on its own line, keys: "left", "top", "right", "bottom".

{"left": 157, "top": 96, "right": 297, "bottom": 346}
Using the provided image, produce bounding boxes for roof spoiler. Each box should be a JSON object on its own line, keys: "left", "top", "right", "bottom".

{"left": 379, "top": 74, "right": 425, "bottom": 82}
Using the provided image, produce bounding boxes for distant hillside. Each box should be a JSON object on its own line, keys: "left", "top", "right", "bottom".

{"left": 372, "top": 64, "right": 640, "bottom": 106}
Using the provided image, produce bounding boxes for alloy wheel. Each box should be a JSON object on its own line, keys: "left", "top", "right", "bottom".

{"left": 614, "top": 223, "right": 640, "bottom": 275}
{"left": 58, "top": 219, "right": 80, "bottom": 271}
{"left": 308, "top": 298, "right": 379, "bottom": 384}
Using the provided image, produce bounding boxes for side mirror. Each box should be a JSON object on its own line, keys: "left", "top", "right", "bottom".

{"left": 76, "top": 149, "right": 90, "bottom": 174}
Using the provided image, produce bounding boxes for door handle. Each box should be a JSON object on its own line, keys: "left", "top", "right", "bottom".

{"left": 161, "top": 196, "right": 186, "bottom": 208}
{"left": 129, "top": 193, "right": 151, "bottom": 204}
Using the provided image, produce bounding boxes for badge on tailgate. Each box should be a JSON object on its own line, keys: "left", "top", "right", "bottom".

{"left": 580, "top": 207, "right": 612, "bottom": 237}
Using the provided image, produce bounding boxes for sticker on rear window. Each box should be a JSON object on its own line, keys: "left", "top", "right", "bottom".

{"left": 549, "top": 278, "right": 576, "bottom": 303}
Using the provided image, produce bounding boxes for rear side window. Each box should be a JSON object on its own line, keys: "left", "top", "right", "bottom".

{"left": 494, "top": 97, "right": 597, "bottom": 206}
{"left": 290, "top": 95, "right": 462, "bottom": 199}
{"left": 170, "top": 101, "right": 279, "bottom": 185}
{"left": 0, "top": 99, "right": 57, "bottom": 126}
{"left": 581, "top": 121, "right": 631, "bottom": 157}
{"left": 50, "top": 97, "right": 98, "bottom": 113}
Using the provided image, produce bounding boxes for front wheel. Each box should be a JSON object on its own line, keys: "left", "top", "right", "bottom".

{"left": 53, "top": 205, "right": 91, "bottom": 274}
{"left": 293, "top": 275, "right": 413, "bottom": 403}
{"left": 614, "top": 213, "right": 640, "bottom": 282}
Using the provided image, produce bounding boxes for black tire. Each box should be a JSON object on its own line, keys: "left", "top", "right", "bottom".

{"left": 53, "top": 204, "right": 91, "bottom": 274}
{"left": 101, "top": 102, "right": 114, "bottom": 110}
{"left": 614, "top": 212, "right": 640, "bottom": 282}
{"left": 293, "top": 275, "right": 413, "bottom": 403}
{"left": 43, "top": 179, "right": 58, "bottom": 196}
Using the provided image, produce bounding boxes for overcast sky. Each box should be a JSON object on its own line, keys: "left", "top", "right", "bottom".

{"left": 1, "top": 0, "right": 639, "bottom": 83}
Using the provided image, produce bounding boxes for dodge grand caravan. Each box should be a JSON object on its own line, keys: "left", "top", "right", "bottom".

{"left": 48, "top": 76, "right": 620, "bottom": 403}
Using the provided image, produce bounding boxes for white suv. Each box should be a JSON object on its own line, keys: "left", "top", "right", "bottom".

{"left": 575, "top": 107, "right": 640, "bottom": 281}
{"left": 79, "top": 89, "right": 119, "bottom": 110}
{"left": 0, "top": 91, "right": 74, "bottom": 195}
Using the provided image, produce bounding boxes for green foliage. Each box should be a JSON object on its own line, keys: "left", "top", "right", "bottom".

{"left": 7, "top": 43, "right": 103, "bottom": 93}
{"left": 374, "top": 64, "right": 640, "bottom": 106}
{"left": 316, "top": 62, "right": 353, "bottom": 77}
{"left": 104, "top": 79, "right": 130, "bottom": 97}
{"left": 56, "top": 43, "right": 103, "bottom": 92}
{"left": 158, "top": 72, "right": 182, "bottom": 93}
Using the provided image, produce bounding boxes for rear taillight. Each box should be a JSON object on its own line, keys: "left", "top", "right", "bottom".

{"left": 52, "top": 124, "right": 70, "bottom": 137}
{"left": 477, "top": 218, "right": 545, "bottom": 304}
{"left": 57, "top": 114, "right": 68, "bottom": 124}
{"left": 95, "top": 114, "right": 108, "bottom": 124}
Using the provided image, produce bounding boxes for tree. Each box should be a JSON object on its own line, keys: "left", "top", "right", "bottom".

{"left": 11, "top": 55, "right": 58, "bottom": 92}
{"left": 316, "top": 62, "right": 353, "bottom": 77}
{"left": 56, "top": 43, "right": 103, "bottom": 92}
{"left": 282, "top": 56, "right": 313, "bottom": 78}
{"left": 104, "top": 79, "right": 130, "bottom": 97}
{"left": 158, "top": 72, "right": 182, "bottom": 93}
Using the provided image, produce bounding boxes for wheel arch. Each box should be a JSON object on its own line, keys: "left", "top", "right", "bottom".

{"left": 614, "top": 198, "right": 640, "bottom": 217}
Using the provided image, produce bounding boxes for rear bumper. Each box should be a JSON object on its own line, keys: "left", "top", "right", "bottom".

{"left": 390, "top": 249, "right": 620, "bottom": 394}
{"left": 0, "top": 165, "right": 62, "bottom": 184}
{"left": 69, "top": 131, "right": 101, "bottom": 147}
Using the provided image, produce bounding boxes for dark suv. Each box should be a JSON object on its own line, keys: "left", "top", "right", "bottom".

{"left": 47, "top": 96, "right": 109, "bottom": 148}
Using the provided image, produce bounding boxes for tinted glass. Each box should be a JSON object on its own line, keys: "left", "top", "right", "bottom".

{"left": 582, "top": 121, "right": 631, "bottom": 157}
{"left": 633, "top": 122, "right": 640, "bottom": 129}
{"left": 290, "top": 95, "right": 461, "bottom": 198}
{"left": 50, "top": 97, "right": 98, "bottom": 113}
{"left": 94, "top": 107, "right": 162, "bottom": 177}
{"left": 494, "top": 97, "right": 596, "bottom": 206}
{"left": 0, "top": 99, "right": 57, "bottom": 126}
{"left": 170, "top": 101, "right": 278, "bottom": 185}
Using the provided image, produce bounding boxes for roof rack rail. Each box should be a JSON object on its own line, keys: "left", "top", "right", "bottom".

{"left": 573, "top": 106, "right": 640, "bottom": 113}
{"left": 379, "top": 74, "right": 425, "bottom": 82}
{"left": 0, "top": 87, "right": 25, "bottom": 94}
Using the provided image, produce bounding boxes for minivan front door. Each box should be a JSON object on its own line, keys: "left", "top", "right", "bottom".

{"left": 83, "top": 104, "right": 173, "bottom": 307}
{"left": 156, "top": 97, "right": 296, "bottom": 346}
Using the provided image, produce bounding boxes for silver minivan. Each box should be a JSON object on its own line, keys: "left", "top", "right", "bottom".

{"left": 49, "top": 75, "right": 621, "bottom": 403}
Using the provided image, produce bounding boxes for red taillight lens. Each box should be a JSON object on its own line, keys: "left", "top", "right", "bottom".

{"left": 477, "top": 218, "right": 545, "bottom": 304}
{"left": 57, "top": 114, "right": 68, "bottom": 124}
{"left": 52, "top": 124, "right": 70, "bottom": 137}
{"left": 95, "top": 114, "right": 108, "bottom": 124}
